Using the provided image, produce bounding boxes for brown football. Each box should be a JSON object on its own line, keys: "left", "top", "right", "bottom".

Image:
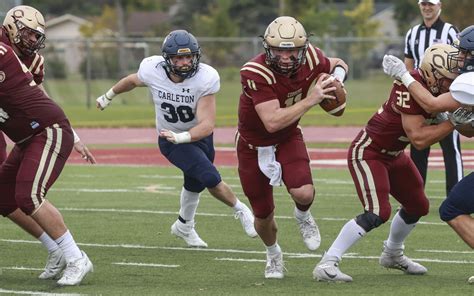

{"left": 456, "top": 123, "right": 474, "bottom": 138}
{"left": 317, "top": 73, "right": 347, "bottom": 117}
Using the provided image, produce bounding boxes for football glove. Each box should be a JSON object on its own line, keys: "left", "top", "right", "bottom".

{"left": 0, "top": 108, "right": 9, "bottom": 123}
{"left": 160, "top": 129, "right": 191, "bottom": 144}
{"left": 448, "top": 107, "right": 474, "bottom": 127}
{"left": 96, "top": 88, "right": 116, "bottom": 110}
{"left": 96, "top": 94, "right": 112, "bottom": 110}
{"left": 432, "top": 112, "right": 449, "bottom": 124}
{"left": 382, "top": 55, "right": 408, "bottom": 80}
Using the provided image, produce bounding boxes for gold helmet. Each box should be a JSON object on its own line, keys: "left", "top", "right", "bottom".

{"left": 419, "top": 43, "right": 459, "bottom": 95}
{"left": 262, "top": 16, "right": 308, "bottom": 75}
{"left": 3, "top": 5, "right": 46, "bottom": 56}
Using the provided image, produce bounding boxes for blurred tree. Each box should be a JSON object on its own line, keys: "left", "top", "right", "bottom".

{"left": 296, "top": 1, "right": 342, "bottom": 38}
{"left": 392, "top": 0, "right": 420, "bottom": 35}
{"left": 23, "top": 0, "right": 171, "bottom": 16}
{"left": 343, "top": 0, "right": 380, "bottom": 78}
{"left": 173, "top": 0, "right": 276, "bottom": 36}
{"left": 442, "top": 0, "right": 474, "bottom": 31}
{"left": 191, "top": 0, "right": 238, "bottom": 67}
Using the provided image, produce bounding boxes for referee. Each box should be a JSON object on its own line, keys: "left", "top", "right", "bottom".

{"left": 404, "top": 0, "right": 463, "bottom": 195}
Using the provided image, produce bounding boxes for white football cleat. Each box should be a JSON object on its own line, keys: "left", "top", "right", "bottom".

{"left": 57, "top": 251, "right": 93, "bottom": 286}
{"left": 313, "top": 253, "right": 352, "bottom": 282}
{"left": 379, "top": 241, "right": 427, "bottom": 275}
{"left": 468, "top": 275, "right": 474, "bottom": 284}
{"left": 234, "top": 204, "right": 258, "bottom": 238}
{"left": 295, "top": 210, "right": 321, "bottom": 251}
{"left": 264, "top": 252, "right": 285, "bottom": 279}
{"left": 38, "top": 248, "right": 67, "bottom": 280}
{"left": 171, "top": 220, "right": 208, "bottom": 248}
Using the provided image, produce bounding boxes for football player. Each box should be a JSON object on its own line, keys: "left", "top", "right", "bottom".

{"left": 96, "top": 30, "right": 257, "bottom": 248}
{"left": 236, "top": 16, "right": 348, "bottom": 279}
{"left": 383, "top": 25, "right": 474, "bottom": 284}
{"left": 313, "top": 43, "right": 474, "bottom": 282}
{"left": 0, "top": 5, "right": 96, "bottom": 280}
{"left": 0, "top": 41, "right": 93, "bottom": 285}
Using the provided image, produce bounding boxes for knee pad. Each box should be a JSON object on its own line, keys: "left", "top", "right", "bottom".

{"left": 399, "top": 208, "right": 422, "bottom": 224}
{"left": 355, "top": 212, "right": 384, "bottom": 232}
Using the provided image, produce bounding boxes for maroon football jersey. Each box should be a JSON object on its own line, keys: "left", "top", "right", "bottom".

{"left": 0, "top": 27, "right": 44, "bottom": 85}
{"left": 238, "top": 44, "right": 331, "bottom": 146}
{"left": 365, "top": 70, "right": 432, "bottom": 151}
{"left": 0, "top": 42, "right": 68, "bottom": 143}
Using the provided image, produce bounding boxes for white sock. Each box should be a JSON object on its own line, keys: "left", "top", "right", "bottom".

{"left": 386, "top": 211, "right": 416, "bottom": 250}
{"left": 232, "top": 199, "right": 245, "bottom": 212}
{"left": 178, "top": 187, "right": 200, "bottom": 222}
{"left": 38, "top": 232, "right": 59, "bottom": 253}
{"left": 294, "top": 207, "right": 310, "bottom": 221}
{"left": 326, "top": 219, "right": 366, "bottom": 260}
{"left": 55, "top": 230, "right": 82, "bottom": 263}
{"left": 266, "top": 242, "right": 282, "bottom": 255}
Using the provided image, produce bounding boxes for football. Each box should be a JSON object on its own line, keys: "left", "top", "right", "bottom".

{"left": 456, "top": 122, "right": 474, "bottom": 138}
{"left": 316, "top": 73, "right": 346, "bottom": 117}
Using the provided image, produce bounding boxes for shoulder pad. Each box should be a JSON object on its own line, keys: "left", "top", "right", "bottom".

{"left": 240, "top": 61, "right": 276, "bottom": 85}
{"left": 305, "top": 44, "right": 321, "bottom": 71}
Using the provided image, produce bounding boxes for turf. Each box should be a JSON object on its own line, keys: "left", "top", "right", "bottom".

{"left": 0, "top": 165, "right": 472, "bottom": 295}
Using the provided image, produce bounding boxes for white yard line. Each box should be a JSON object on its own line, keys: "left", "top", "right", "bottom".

{"left": 112, "top": 262, "right": 179, "bottom": 268}
{"left": 0, "top": 266, "right": 43, "bottom": 271}
{"left": 2, "top": 239, "right": 471, "bottom": 265}
{"left": 0, "top": 289, "right": 83, "bottom": 296}
{"left": 53, "top": 207, "right": 447, "bottom": 225}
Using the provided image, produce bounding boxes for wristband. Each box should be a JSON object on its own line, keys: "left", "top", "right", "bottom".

{"left": 174, "top": 132, "right": 191, "bottom": 144}
{"left": 72, "top": 128, "right": 81, "bottom": 144}
{"left": 332, "top": 65, "right": 347, "bottom": 82}
{"left": 105, "top": 88, "right": 116, "bottom": 101}
{"left": 401, "top": 72, "right": 415, "bottom": 88}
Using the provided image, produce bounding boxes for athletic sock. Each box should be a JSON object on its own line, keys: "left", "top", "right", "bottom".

{"left": 38, "top": 232, "right": 60, "bottom": 253}
{"left": 386, "top": 211, "right": 416, "bottom": 250}
{"left": 294, "top": 207, "right": 310, "bottom": 221}
{"left": 55, "top": 230, "right": 82, "bottom": 263}
{"left": 326, "top": 219, "right": 366, "bottom": 260}
{"left": 178, "top": 187, "right": 200, "bottom": 222}
{"left": 266, "top": 242, "right": 282, "bottom": 256}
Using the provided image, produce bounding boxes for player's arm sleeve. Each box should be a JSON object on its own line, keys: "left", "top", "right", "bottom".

{"left": 136, "top": 57, "right": 154, "bottom": 86}
{"left": 240, "top": 68, "right": 276, "bottom": 106}
{"left": 392, "top": 82, "right": 426, "bottom": 115}
{"left": 31, "top": 55, "right": 44, "bottom": 85}
{"left": 201, "top": 67, "right": 220, "bottom": 97}
{"left": 308, "top": 45, "right": 331, "bottom": 74}
{"left": 450, "top": 73, "right": 474, "bottom": 105}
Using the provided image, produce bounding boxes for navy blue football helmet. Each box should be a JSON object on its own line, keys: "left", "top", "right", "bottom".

{"left": 162, "top": 30, "right": 201, "bottom": 79}
{"left": 448, "top": 25, "right": 474, "bottom": 73}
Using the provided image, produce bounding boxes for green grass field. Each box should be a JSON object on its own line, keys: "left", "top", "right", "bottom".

{"left": 0, "top": 165, "right": 472, "bottom": 295}
{"left": 44, "top": 74, "right": 394, "bottom": 128}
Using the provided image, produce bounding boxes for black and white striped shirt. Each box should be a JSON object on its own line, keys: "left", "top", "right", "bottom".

{"left": 404, "top": 18, "right": 459, "bottom": 69}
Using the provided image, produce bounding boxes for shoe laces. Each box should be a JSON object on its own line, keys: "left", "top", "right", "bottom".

{"left": 266, "top": 255, "right": 286, "bottom": 274}
{"left": 234, "top": 209, "right": 251, "bottom": 224}
{"left": 298, "top": 217, "right": 318, "bottom": 239}
{"left": 62, "top": 261, "right": 81, "bottom": 279}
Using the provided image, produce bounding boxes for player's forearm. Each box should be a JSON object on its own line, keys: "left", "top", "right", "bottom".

{"left": 263, "top": 101, "right": 312, "bottom": 133}
{"left": 187, "top": 120, "right": 214, "bottom": 141}
{"left": 409, "top": 121, "right": 454, "bottom": 150}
